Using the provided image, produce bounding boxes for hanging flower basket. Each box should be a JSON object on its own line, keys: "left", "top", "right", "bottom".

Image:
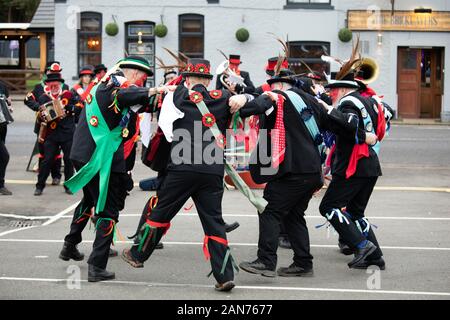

{"left": 105, "top": 22, "right": 119, "bottom": 36}
{"left": 155, "top": 24, "right": 168, "bottom": 38}
{"left": 236, "top": 28, "right": 250, "bottom": 42}
{"left": 338, "top": 27, "right": 353, "bottom": 43}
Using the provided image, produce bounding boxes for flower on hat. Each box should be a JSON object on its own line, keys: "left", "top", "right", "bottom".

{"left": 186, "top": 63, "right": 195, "bottom": 72}
{"left": 202, "top": 113, "right": 216, "bottom": 127}
{"left": 89, "top": 116, "right": 99, "bottom": 127}
{"left": 195, "top": 63, "right": 209, "bottom": 74}
{"left": 209, "top": 90, "right": 222, "bottom": 99}
{"left": 189, "top": 91, "right": 204, "bottom": 104}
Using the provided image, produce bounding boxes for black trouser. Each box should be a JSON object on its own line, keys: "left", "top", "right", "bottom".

{"left": 0, "top": 124, "right": 9, "bottom": 188}
{"left": 130, "top": 171, "right": 234, "bottom": 284}
{"left": 65, "top": 161, "right": 133, "bottom": 269}
{"left": 319, "top": 175, "right": 382, "bottom": 260}
{"left": 279, "top": 221, "right": 288, "bottom": 240}
{"left": 36, "top": 137, "right": 73, "bottom": 190}
{"left": 257, "top": 173, "right": 323, "bottom": 270}
{"left": 37, "top": 140, "right": 62, "bottom": 180}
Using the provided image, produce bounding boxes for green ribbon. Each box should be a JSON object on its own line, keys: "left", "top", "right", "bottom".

{"left": 64, "top": 85, "right": 127, "bottom": 214}
{"left": 95, "top": 217, "right": 117, "bottom": 242}
{"left": 207, "top": 248, "right": 240, "bottom": 277}
{"left": 137, "top": 224, "right": 150, "bottom": 252}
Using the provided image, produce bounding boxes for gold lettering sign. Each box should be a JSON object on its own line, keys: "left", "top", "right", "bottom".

{"left": 348, "top": 10, "right": 450, "bottom": 32}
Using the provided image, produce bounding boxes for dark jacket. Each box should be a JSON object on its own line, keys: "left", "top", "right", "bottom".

{"left": 167, "top": 84, "right": 232, "bottom": 177}
{"left": 70, "top": 78, "right": 155, "bottom": 173}
{"left": 216, "top": 70, "right": 255, "bottom": 94}
{"left": 326, "top": 91, "right": 382, "bottom": 178}
{"left": 37, "top": 90, "right": 81, "bottom": 142}
{"left": 240, "top": 87, "right": 330, "bottom": 184}
{"left": 25, "top": 82, "right": 70, "bottom": 134}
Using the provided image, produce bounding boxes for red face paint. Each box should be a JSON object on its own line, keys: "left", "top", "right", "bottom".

{"left": 329, "top": 88, "right": 340, "bottom": 103}
{"left": 135, "top": 74, "right": 148, "bottom": 87}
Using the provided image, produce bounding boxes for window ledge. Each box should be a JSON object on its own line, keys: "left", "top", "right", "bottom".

{"left": 284, "top": 4, "right": 334, "bottom": 10}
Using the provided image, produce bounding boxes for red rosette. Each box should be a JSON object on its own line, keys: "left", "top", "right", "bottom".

{"left": 215, "top": 134, "right": 226, "bottom": 149}
{"left": 89, "top": 115, "right": 99, "bottom": 127}
{"left": 86, "top": 93, "right": 92, "bottom": 104}
{"left": 186, "top": 63, "right": 195, "bottom": 72}
{"left": 61, "top": 98, "right": 69, "bottom": 106}
{"left": 209, "top": 90, "right": 222, "bottom": 99}
{"left": 202, "top": 113, "right": 216, "bottom": 128}
{"left": 189, "top": 91, "right": 204, "bottom": 104}
{"left": 50, "top": 122, "right": 57, "bottom": 130}
{"left": 195, "top": 63, "right": 209, "bottom": 74}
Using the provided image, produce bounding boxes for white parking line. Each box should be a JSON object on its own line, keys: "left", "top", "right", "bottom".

{"left": 42, "top": 201, "right": 80, "bottom": 226}
{"left": 58, "top": 213, "right": 450, "bottom": 221}
{"left": 0, "top": 201, "right": 80, "bottom": 238}
{"left": 0, "top": 238, "right": 449, "bottom": 251}
{"left": 0, "top": 276, "right": 449, "bottom": 297}
{"left": 0, "top": 213, "right": 54, "bottom": 220}
{"left": 0, "top": 226, "right": 37, "bottom": 237}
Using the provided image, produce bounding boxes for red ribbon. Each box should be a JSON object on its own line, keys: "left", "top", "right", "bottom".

{"left": 346, "top": 102, "right": 386, "bottom": 179}
{"left": 203, "top": 235, "right": 229, "bottom": 260}
{"left": 271, "top": 94, "right": 286, "bottom": 168}
{"left": 146, "top": 220, "right": 171, "bottom": 235}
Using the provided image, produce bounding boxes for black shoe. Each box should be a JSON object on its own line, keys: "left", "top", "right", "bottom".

{"left": 0, "top": 187, "right": 12, "bottom": 196}
{"left": 338, "top": 241, "right": 354, "bottom": 255}
{"left": 34, "top": 188, "right": 43, "bottom": 196}
{"left": 348, "top": 241, "right": 377, "bottom": 268}
{"left": 239, "top": 259, "right": 276, "bottom": 277}
{"left": 51, "top": 178, "right": 61, "bottom": 186}
{"left": 88, "top": 264, "right": 115, "bottom": 282}
{"left": 277, "top": 263, "right": 314, "bottom": 277}
{"left": 225, "top": 222, "right": 240, "bottom": 233}
{"left": 109, "top": 248, "right": 118, "bottom": 257}
{"left": 59, "top": 242, "right": 84, "bottom": 261}
{"left": 278, "top": 236, "right": 292, "bottom": 249}
{"left": 351, "top": 257, "right": 386, "bottom": 270}
{"left": 215, "top": 281, "right": 235, "bottom": 292}
{"left": 155, "top": 242, "right": 164, "bottom": 250}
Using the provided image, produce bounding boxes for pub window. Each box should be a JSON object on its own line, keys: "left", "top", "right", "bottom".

{"left": 179, "top": 14, "right": 204, "bottom": 59}
{"left": 285, "top": 0, "right": 333, "bottom": 9}
{"left": 288, "top": 41, "right": 330, "bottom": 75}
{"left": 125, "top": 21, "right": 156, "bottom": 87}
{"left": 78, "top": 12, "right": 102, "bottom": 70}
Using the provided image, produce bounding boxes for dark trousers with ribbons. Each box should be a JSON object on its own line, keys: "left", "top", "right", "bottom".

{"left": 0, "top": 124, "right": 9, "bottom": 188}
{"left": 37, "top": 141, "right": 62, "bottom": 180}
{"left": 319, "top": 175, "right": 382, "bottom": 259}
{"left": 257, "top": 173, "right": 323, "bottom": 270}
{"left": 130, "top": 171, "right": 234, "bottom": 284}
{"left": 64, "top": 161, "right": 133, "bottom": 269}
{"left": 36, "top": 137, "right": 73, "bottom": 190}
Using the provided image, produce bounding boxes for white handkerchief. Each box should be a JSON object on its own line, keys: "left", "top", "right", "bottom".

{"left": 158, "top": 91, "right": 184, "bottom": 142}
{"left": 140, "top": 113, "right": 152, "bottom": 148}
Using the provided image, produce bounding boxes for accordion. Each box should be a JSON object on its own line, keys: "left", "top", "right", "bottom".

{"left": 40, "top": 99, "right": 66, "bottom": 123}
{"left": 0, "top": 94, "right": 14, "bottom": 125}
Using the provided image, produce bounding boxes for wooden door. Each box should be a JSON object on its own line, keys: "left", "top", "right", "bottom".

{"left": 397, "top": 48, "right": 420, "bottom": 118}
{"left": 432, "top": 48, "right": 444, "bottom": 118}
{"left": 420, "top": 49, "right": 434, "bottom": 118}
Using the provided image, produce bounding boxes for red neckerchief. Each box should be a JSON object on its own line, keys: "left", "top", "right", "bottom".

{"left": 123, "top": 115, "right": 141, "bottom": 159}
{"left": 345, "top": 96, "right": 386, "bottom": 179}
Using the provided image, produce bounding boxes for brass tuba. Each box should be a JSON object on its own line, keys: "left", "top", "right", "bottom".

{"left": 357, "top": 57, "right": 379, "bottom": 84}
{"left": 215, "top": 60, "right": 246, "bottom": 95}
